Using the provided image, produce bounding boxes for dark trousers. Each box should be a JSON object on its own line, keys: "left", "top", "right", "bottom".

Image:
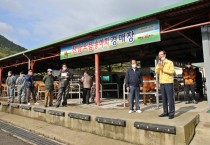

{"left": 26, "top": 87, "right": 36, "bottom": 103}
{"left": 185, "top": 85, "right": 195, "bottom": 101}
{"left": 129, "top": 86, "right": 140, "bottom": 110}
{"left": 196, "top": 83, "right": 204, "bottom": 97}
{"left": 83, "top": 88, "right": 91, "bottom": 104}
{"left": 160, "top": 83, "right": 175, "bottom": 117}
{"left": 56, "top": 86, "right": 68, "bottom": 106}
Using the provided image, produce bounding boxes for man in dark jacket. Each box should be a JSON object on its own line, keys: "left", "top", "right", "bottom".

{"left": 6, "top": 71, "right": 16, "bottom": 103}
{"left": 25, "top": 69, "right": 37, "bottom": 105}
{"left": 126, "top": 59, "right": 143, "bottom": 113}
{"left": 43, "top": 69, "right": 55, "bottom": 107}
{"left": 56, "top": 64, "right": 71, "bottom": 107}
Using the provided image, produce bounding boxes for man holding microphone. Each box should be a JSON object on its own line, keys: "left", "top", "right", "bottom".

{"left": 155, "top": 50, "right": 175, "bottom": 119}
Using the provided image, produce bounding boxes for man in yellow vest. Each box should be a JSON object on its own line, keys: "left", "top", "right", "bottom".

{"left": 155, "top": 50, "right": 175, "bottom": 119}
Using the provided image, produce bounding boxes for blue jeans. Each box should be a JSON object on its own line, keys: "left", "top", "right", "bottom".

{"left": 129, "top": 86, "right": 140, "bottom": 110}
{"left": 160, "top": 83, "right": 175, "bottom": 116}
{"left": 26, "top": 87, "right": 36, "bottom": 103}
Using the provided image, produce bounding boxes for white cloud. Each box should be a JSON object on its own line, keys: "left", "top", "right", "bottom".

{"left": 0, "top": 21, "right": 13, "bottom": 33}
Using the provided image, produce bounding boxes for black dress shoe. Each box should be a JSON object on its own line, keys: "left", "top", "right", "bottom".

{"left": 159, "top": 113, "right": 169, "bottom": 117}
{"left": 169, "top": 116, "right": 174, "bottom": 119}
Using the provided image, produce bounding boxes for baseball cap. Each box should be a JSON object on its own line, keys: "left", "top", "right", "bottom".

{"left": 47, "top": 69, "right": 53, "bottom": 72}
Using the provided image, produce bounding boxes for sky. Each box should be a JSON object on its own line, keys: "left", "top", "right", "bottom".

{"left": 0, "top": 0, "right": 184, "bottom": 49}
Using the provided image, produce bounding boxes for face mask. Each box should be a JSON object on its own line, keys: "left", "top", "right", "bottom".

{"left": 63, "top": 67, "right": 67, "bottom": 70}
{"left": 8, "top": 74, "right": 11, "bottom": 76}
{"left": 161, "top": 57, "right": 166, "bottom": 61}
{"left": 29, "top": 72, "right": 32, "bottom": 75}
{"left": 186, "top": 65, "right": 191, "bottom": 68}
{"left": 132, "top": 64, "right": 136, "bottom": 68}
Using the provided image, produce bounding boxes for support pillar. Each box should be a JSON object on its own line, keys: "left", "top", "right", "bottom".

{"left": 30, "top": 60, "right": 36, "bottom": 70}
{"left": 95, "top": 53, "right": 100, "bottom": 105}
{"left": 0, "top": 68, "right": 3, "bottom": 96}
{"left": 0, "top": 67, "right": 3, "bottom": 84}
{"left": 201, "top": 25, "right": 210, "bottom": 107}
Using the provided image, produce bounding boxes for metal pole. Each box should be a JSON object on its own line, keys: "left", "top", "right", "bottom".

{"left": 155, "top": 59, "right": 159, "bottom": 110}
{"left": 0, "top": 68, "right": 3, "bottom": 96}
{"left": 95, "top": 53, "right": 100, "bottom": 105}
{"left": 161, "top": 21, "right": 210, "bottom": 34}
{"left": 123, "top": 83, "right": 126, "bottom": 108}
{"left": 23, "top": 53, "right": 30, "bottom": 69}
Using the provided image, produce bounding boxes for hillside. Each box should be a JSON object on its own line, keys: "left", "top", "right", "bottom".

{"left": 0, "top": 34, "right": 26, "bottom": 59}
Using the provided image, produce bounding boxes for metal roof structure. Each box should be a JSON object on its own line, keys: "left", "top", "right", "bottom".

{"left": 0, "top": 0, "right": 209, "bottom": 76}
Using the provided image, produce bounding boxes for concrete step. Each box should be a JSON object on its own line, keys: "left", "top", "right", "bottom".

{"left": 0, "top": 112, "right": 134, "bottom": 145}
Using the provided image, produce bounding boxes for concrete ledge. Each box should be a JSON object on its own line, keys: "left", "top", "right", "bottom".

{"left": 33, "top": 107, "right": 46, "bottom": 113}
{"left": 48, "top": 110, "right": 65, "bottom": 117}
{"left": 68, "top": 113, "right": 91, "bottom": 121}
{"left": 20, "top": 105, "right": 31, "bottom": 110}
{"left": 10, "top": 103, "right": 19, "bottom": 108}
{"left": 134, "top": 121, "right": 176, "bottom": 134}
{"left": 0, "top": 103, "right": 200, "bottom": 145}
{"left": 1, "top": 102, "right": 10, "bottom": 106}
{"left": 96, "top": 117, "right": 126, "bottom": 127}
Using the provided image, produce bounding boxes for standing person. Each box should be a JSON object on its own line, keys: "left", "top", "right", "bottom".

{"left": 125, "top": 59, "right": 143, "bottom": 114}
{"left": 16, "top": 71, "right": 26, "bottom": 104}
{"left": 155, "top": 50, "right": 175, "bottom": 119}
{"left": 182, "top": 62, "right": 198, "bottom": 104}
{"left": 25, "top": 69, "right": 37, "bottom": 105}
{"left": 81, "top": 71, "right": 93, "bottom": 104}
{"left": 43, "top": 69, "right": 55, "bottom": 107}
{"left": 56, "top": 64, "right": 71, "bottom": 108}
{"left": 6, "top": 71, "right": 16, "bottom": 103}
{"left": 195, "top": 67, "right": 204, "bottom": 98}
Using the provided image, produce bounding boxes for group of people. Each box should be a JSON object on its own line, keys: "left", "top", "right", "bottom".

{"left": 5, "top": 63, "right": 93, "bottom": 108}
{"left": 125, "top": 50, "right": 204, "bottom": 119}
{"left": 5, "top": 50, "right": 204, "bottom": 118}
{"left": 6, "top": 69, "right": 37, "bottom": 105}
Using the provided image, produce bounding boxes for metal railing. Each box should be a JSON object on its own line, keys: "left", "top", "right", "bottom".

{"left": 69, "top": 83, "right": 81, "bottom": 104}
{"left": 100, "top": 83, "right": 119, "bottom": 98}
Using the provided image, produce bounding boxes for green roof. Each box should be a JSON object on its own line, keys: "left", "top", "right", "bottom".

{"left": 0, "top": 0, "right": 199, "bottom": 61}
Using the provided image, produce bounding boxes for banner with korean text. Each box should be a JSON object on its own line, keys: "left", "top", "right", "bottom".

{"left": 60, "top": 20, "right": 160, "bottom": 60}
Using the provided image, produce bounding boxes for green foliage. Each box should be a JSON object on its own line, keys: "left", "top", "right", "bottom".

{"left": 0, "top": 34, "right": 26, "bottom": 58}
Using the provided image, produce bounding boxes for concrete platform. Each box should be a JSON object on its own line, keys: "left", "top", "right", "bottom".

{"left": 0, "top": 99, "right": 209, "bottom": 145}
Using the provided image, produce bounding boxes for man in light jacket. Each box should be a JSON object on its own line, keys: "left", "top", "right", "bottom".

{"left": 155, "top": 50, "right": 175, "bottom": 119}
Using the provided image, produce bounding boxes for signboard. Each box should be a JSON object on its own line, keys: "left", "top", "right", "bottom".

{"left": 60, "top": 20, "right": 160, "bottom": 60}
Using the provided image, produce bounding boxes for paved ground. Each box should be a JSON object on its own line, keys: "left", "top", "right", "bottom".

{"left": 0, "top": 130, "right": 30, "bottom": 145}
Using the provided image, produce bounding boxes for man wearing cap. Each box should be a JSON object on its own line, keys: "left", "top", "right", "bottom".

{"left": 43, "top": 69, "right": 55, "bottom": 107}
